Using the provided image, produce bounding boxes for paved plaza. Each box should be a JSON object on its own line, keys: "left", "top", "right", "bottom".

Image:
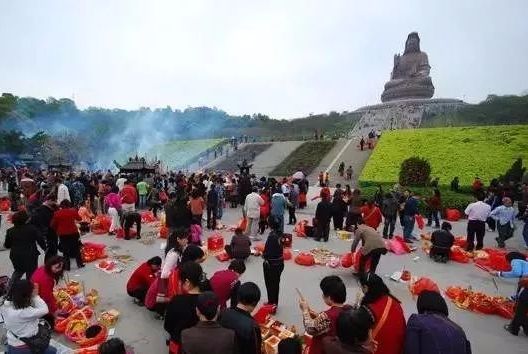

{"left": 0, "top": 187, "right": 526, "bottom": 353}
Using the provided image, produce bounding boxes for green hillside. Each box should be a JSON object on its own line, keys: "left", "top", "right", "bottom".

{"left": 146, "top": 139, "right": 224, "bottom": 169}
{"left": 422, "top": 94, "right": 528, "bottom": 127}
{"left": 359, "top": 125, "right": 528, "bottom": 187}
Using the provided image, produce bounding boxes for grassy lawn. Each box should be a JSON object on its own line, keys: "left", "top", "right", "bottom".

{"left": 270, "top": 140, "right": 337, "bottom": 177}
{"left": 145, "top": 139, "right": 224, "bottom": 168}
{"left": 360, "top": 125, "right": 528, "bottom": 188}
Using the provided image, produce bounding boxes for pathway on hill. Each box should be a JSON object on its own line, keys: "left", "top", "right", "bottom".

{"left": 252, "top": 141, "right": 304, "bottom": 177}
{"left": 308, "top": 138, "right": 372, "bottom": 188}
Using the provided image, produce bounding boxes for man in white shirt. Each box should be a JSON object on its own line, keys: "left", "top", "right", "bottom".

{"left": 244, "top": 187, "right": 264, "bottom": 241}
{"left": 116, "top": 175, "right": 127, "bottom": 191}
{"left": 464, "top": 192, "right": 491, "bottom": 251}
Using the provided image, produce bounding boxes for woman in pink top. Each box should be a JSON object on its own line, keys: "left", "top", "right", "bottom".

{"left": 105, "top": 186, "right": 122, "bottom": 235}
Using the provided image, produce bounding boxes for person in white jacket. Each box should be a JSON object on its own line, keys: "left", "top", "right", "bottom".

{"left": 56, "top": 180, "right": 70, "bottom": 205}
{"left": 244, "top": 187, "right": 264, "bottom": 241}
{"left": 1, "top": 280, "right": 57, "bottom": 353}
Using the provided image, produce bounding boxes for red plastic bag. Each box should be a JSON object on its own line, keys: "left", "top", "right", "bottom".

{"left": 340, "top": 253, "right": 354, "bottom": 268}
{"left": 453, "top": 236, "right": 468, "bottom": 248}
{"left": 409, "top": 277, "right": 440, "bottom": 297}
{"left": 450, "top": 246, "right": 470, "bottom": 263}
{"left": 415, "top": 214, "right": 425, "bottom": 230}
{"left": 167, "top": 268, "right": 182, "bottom": 299}
{"left": 216, "top": 251, "right": 231, "bottom": 262}
{"left": 80, "top": 243, "right": 106, "bottom": 263}
{"left": 207, "top": 233, "right": 225, "bottom": 254}
{"left": 295, "top": 252, "right": 315, "bottom": 266}
{"left": 475, "top": 249, "right": 511, "bottom": 271}
{"left": 283, "top": 249, "right": 292, "bottom": 261}
{"left": 388, "top": 237, "right": 411, "bottom": 255}
{"left": 253, "top": 304, "right": 274, "bottom": 325}
{"left": 353, "top": 251, "right": 371, "bottom": 272}
{"left": 495, "top": 302, "right": 515, "bottom": 319}
{"left": 140, "top": 211, "right": 157, "bottom": 223}
{"left": 238, "top": 218, "right": 247, "bottom": 232}
{"left": 159, "top": 226, "right": 169, "bottom": 239}
{"left": 90, "top": 215, "right": 111, "bottom": 234}
{"left": 446, "top": 209, "right": 461, "bottom": 222}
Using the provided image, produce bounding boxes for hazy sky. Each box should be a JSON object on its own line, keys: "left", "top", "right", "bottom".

{"left": 1, "top": 0, "right": 527, "bottom": 118}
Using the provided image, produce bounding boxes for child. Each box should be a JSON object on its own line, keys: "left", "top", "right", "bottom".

{"left": 225, "top": 227, "right": 251, "bottom": 261}
{"left": 78, "top": 199, "right": 95, "bottom": 234}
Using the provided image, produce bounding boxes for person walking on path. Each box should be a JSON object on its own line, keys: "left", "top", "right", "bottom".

{"left": 270, "top": 189, "right": 291, "bottom": 234}
{"left": 426, "top": 189, "right": 442, "bottom": 228}
{"left": 464, "top": 193, "right": 491, "bottom": 251}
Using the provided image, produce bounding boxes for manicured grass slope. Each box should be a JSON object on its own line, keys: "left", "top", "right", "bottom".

{"left": 270, "top": 140, "right": 337, "bottom": 177}
{"left": 146, "top": 139, "right": 223, "bottom": 168}
{"left": 360, "top": 125, "right": 528, "bottom": 187}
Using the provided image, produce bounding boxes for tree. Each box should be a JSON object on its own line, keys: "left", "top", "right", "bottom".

{"left": 399, "top": 157, "right": 431, "bottom": 186}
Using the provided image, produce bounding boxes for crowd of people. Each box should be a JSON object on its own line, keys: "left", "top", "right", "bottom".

{"left": 1, "top": 164, "right": 528, "bottom": 353}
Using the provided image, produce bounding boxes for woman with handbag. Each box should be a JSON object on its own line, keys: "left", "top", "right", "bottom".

{"left": 359, "top": 273, "right": 406, "bottom": 354}
{"left": 1, "top": 280, "right": 57, "bottom": 354}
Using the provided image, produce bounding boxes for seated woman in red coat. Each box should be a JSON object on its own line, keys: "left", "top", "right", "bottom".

{"left": 359, "top": 273, "right": 406, "bottom": 354}
{"left": 31, "top": 255, "right": 65, "bottom": 326}
{"left": 127, "top": 256, "right": 162, "bottom": 305}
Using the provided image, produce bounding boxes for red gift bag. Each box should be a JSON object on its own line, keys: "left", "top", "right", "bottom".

{"left": 415, "top": 214, "right": 425, "bottom": 230}
{"left": 446, "top": 209, "right": 461, "bottom": 222}
{"left": 340, "top": 253, "right": 354, "bottom": 268}
{"left": 207, "top": 233, "right": 225, "bottom": 254}
{"left": 409, "top": 277, "right": 440, "bottom": 297}
{"left": 283, "top": 249, "right": 292, "bottom": 261}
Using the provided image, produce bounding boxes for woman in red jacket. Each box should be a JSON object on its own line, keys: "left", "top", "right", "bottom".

{"left": 127, "top": 256, "right": 162, "bottom": 305}
{"left": 361, "top": 200, "right": 383, "bottom": 230}
{"left": 360, "top": 273, "right": 406, "bottom": 354}
{"left": 51, "top": 200, "right": 84, "bottom": 270}
{"left": 31, "top": 255, "right": 65, "bottom": 326}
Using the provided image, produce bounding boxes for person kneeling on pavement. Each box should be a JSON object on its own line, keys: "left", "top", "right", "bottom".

{"left": 350, "top": 218, "right": 387, "bottom": 277}
{"left": 430, "top": 222, "right": 455, "bottom": 263}
{"left": 225, "top": 227, "right": 251, "bottom": 261}
{"left": 127, "top": 256, "right": 162, "bottom": 305}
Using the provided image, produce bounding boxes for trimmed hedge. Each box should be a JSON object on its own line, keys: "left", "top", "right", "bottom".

{"left": 359, "top": 184, "right": 474, "bottom": 214}
{"left": 270, "top": 140, "right": 337, "bottom": 177}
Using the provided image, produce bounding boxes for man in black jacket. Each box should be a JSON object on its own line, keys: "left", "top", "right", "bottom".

{"left": 207, "top": 185, "right": 219, "bottom": 230}
{"left": 30, "top": 198, "right": 58, "bottom": 261}
{"left": 220, "top": 282, "right": 262, "bottom": 354}
{"left": 315, "top": 196, "right": 333, "bottom": 242}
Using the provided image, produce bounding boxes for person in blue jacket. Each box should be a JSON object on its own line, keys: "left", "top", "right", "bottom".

{"left": 491, "top": 252, "right": 528, "bottom": 278}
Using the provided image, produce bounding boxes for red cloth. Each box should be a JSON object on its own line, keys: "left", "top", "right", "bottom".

{"left": 361, "top": 205, "right": 382, "bottom": 230}
{"left": 209, "top": 269, "right": 239, "bottom": 309}
{"left": 368, "top": 295, "right": 406, "bottom": 354}
{"left": 127, "top": 262, "right": 157, "bottom": 293}
{"left": 309, "top": 305, "right": 351, "bottom": 354}
{"left": 51, "top": 208, "right": 81, "bottom": 236}
{"left": 31, "top": 266, "right": 57, "bottom": 313}
{"left": 260, "top": 193, "right": 270, "bottom": 218}
{"left": 120, "top": 185, "right": 138, "bottom": 204}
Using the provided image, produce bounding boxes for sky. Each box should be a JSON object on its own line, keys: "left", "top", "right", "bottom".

{"left": 1, "top": 0, "right": 527, "bottom": 119}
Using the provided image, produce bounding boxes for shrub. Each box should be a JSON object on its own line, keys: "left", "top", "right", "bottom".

{"left": 399, "top": 157, "right": 431, "bottom": 187}
{"left": 499, "top": 158, "right": 526, "bottom": 184}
